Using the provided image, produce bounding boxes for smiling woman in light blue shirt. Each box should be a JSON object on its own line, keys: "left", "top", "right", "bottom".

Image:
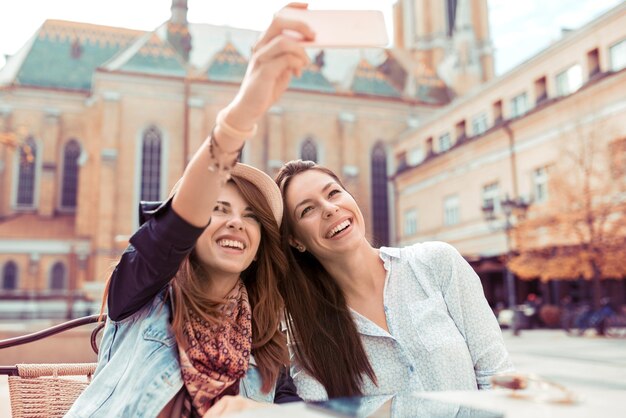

{"left": 275, "top": 161, "right": 513, "bottom": 401}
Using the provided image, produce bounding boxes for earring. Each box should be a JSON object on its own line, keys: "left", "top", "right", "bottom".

{"left": 297, "top": 244, "right": 306, "bottom": 252}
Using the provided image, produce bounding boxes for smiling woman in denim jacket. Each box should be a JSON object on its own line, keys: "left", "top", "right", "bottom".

{"left": 66, "top": 8, "right": 315, "bottom": 418}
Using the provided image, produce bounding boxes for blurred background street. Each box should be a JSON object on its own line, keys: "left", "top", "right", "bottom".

{"left": 501, "top": 330, "right": 626, "bottom": 392}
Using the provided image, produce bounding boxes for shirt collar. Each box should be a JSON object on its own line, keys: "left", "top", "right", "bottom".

{"left": 351, "top": 309, "right": 394, "bottom": 339}
{"left": 379, "top": 246, "right": 401, "bottom": 259}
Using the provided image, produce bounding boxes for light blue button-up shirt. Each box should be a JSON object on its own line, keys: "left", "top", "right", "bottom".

{"left": 292, "top": 242, "right": 514, "bottom": 401}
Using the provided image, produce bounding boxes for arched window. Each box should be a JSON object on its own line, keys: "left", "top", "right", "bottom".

{"left": 16, "top": 137, "right": 38, "bottom": 207}
{"left": 50, "top": 262, "right": 67, "bottom": 290}
{"left": 371, "top": 142, "right": 389, "bottom": 247}
{"left": 300, "top": 138, "right": 318, "bottom": 163}
{"left": 2, "top": 261, "right": 18, "bottom": 290}
{"left": 61, "top": 139, "right": 81, "bottom": 209}
{"left": 141, "top": 126, "right": 162, "bottom": 201}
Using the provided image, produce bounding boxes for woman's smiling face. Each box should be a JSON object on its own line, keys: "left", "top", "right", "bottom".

{"left": 194, "top": 182, "right": 262, "bottom": 278}
{"left": 285, "top": 169, "right": 366, "bottom": 259}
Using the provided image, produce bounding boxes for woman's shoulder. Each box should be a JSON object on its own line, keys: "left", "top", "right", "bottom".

{"left": 390, "top": 242, "right": 463, "bottom": 289}
{"left": 399, "top": 241, "right": 460, "bottom": 264}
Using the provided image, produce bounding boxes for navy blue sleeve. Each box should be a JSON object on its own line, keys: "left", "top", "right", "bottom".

{"left": 107, "top": 198, "right": 206, "bottom": 321}
{"left": 273, "top": 367, "right": 302, "bottom": 404}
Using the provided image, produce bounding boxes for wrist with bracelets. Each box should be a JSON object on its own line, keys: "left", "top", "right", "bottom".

{"left": 207, "top": 109, "right": 258, "bottom": 184}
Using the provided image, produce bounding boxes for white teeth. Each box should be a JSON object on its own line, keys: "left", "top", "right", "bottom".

{"left": 217, "top": 239, "right": 245, "bottom": 250}
{"left": 327, "top": 220, "right": 351, "bottom": 238}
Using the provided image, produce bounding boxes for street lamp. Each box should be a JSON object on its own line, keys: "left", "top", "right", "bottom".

{"left": 481, "top": 194, "right": 530, "bottom": 310}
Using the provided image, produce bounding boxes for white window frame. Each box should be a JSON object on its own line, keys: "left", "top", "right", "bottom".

{"left": 471, "top": 112, "right": 488, "bottom": 136}
{"left": 403, "top": 208, "right": 418, "bottom": 236}
{"left": 533, "top": 167, "right": 549, "bottom": 203}
{"left": 555, "top": 64, "right": 583, "bottom": 96}
{"left": 482, "top": 182, "right": 500, "bottom": 213}
{"left": 609, "top": 39, "right": 626, "bottom": 72}
{"left": 443, "top": 194, "right": 460, "bottom": 226}
{"left": 510, "top": 93, "right": 528, "bottom": 118}
{"left": 438, "top": 132, "right": 452, "bottom": 152}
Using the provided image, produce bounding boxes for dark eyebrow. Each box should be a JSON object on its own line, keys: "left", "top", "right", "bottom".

{"left": 217, "top": 201, "right": 254, "bottom": 213}
{"left": 293, "top": 182, "right": 336, "bottom": 218}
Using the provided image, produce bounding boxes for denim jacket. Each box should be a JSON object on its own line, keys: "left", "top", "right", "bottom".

{"left": 65, "top": 198, "right": 299, "bottom": 417}
{"left": 65, "top": 289, "right": 275, "bottom": 418}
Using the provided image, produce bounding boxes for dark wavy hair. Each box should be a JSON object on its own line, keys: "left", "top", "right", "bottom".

{"left": 275, "top": 160, "right": 376, "bottom": 398}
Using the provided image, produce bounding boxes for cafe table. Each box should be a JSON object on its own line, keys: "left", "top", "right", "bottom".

{"left": 229, "top": 387, "right": 625, "bottom": 418}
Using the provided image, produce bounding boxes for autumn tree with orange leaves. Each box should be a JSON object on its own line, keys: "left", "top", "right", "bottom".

{"left": 508, "top": 122, "right": 626, "bottom": 309}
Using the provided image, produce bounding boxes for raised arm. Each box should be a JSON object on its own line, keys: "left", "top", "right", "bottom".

{"left": 107, "top": 8, "right": 313, "bottom": 321}
{"left": 172, "top": 12, "right": 313, "bottom": 226}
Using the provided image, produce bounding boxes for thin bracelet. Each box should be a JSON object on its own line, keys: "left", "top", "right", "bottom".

{"left": 207, "top": 126, "right": 242, "bottom": 185}
{"left": 216, "top": 109, "right": 258, "bottom": 143}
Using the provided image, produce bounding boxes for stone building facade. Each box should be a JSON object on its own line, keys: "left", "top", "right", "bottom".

{"left": 1, "top": 1, "right": 493, "bottom": 316}
{"left": 393, "top": 3, "right": 626, "bottom": 307}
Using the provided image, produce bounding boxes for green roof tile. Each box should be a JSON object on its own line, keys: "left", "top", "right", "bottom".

{"left": 351, "top": 59, "right": 401, "bottom": 98}
{"left": 16, "top": 21, "right": 142, "bottom": 91}
{"left": 289, "top": 66, "right": 335, "bottom": 93}
{"left": 206, "top": 42, "right": 247, "bottom": 83}
{"left": 119, "top": 35, "right": 186, "bottom": 77}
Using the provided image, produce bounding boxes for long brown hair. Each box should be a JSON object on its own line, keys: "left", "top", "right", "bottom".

{"left": 275, "top": 160, "right": 376, "bottom": 398}
{"left": 102, "top": 174, "right": 289, "bottom": 393}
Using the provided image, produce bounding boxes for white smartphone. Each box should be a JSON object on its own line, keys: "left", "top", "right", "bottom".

{"left": 276, "top": 8, "right": 389, "bottom": 48}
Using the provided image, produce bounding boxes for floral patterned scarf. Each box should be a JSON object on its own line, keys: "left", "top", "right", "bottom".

{"left": 177, "top": 280, "right": 252, "bottom": 416}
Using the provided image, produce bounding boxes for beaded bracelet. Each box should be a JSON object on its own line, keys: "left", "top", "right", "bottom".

{"left": 207, "top": 126, "right": 243, "bottom": 185}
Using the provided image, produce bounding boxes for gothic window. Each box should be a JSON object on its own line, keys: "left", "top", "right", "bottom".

{"left": 16, "top": 137, "right": 37, "bottom": 207}
{"left": 300, "top": 138, "right": 318, "bottom": 163}
{"left": 141, "top": 126, "right": 162, "bottom": 201}
{"left": 50, "top": 262, "right": 66, "bottom": 291}
{"left": 371, "top": 142, "right": 389, "bottom": 246}
{"left": 2, "top": 261, "right": 18, "bottom": 290}
{"left": 61, "top": 139, "right": 81, "bottom": 209}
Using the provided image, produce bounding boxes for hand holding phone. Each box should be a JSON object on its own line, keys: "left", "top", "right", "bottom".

{"left": 276, "top": 8, "right": 389, "bottom": 48}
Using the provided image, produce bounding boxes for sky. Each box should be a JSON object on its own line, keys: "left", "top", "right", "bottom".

{"left": 0, "top": 0, "right": 623, "bottom": 75}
